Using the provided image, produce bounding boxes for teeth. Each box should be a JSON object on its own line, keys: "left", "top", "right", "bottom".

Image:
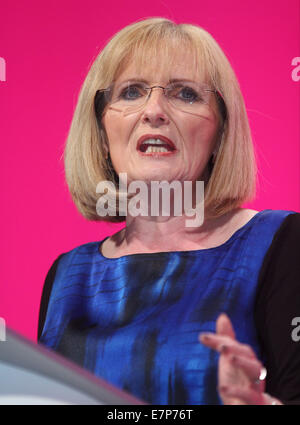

{"left": 145, "top": 146, "right": 169, "bottom": 153}
{"left": 139, "top": 138, "right": 174, "bottom": 153}
{"left": 141, "top": 138, "right": 167, "bottom": 145}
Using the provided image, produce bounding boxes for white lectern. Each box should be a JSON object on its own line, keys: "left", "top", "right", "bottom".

{"left": 0, "top": 328, "right": 146, "bottom": 405}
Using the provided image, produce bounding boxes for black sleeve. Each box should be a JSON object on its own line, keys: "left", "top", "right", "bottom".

{"left": 254, "top": 212, "right": 300, "bottom": 405}
{"left": 37, "top": 254, "right": 66, "bottom": 341}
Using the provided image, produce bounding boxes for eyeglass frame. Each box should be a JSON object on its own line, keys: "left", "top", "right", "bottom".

{"left": 94, "top": 82, "right": 227, "bottom": 122}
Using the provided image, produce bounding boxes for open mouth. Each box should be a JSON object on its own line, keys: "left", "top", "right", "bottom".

{"left": 137, "top": 136, "right": 176, "bottom": 155}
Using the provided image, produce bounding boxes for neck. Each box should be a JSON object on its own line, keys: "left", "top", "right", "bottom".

{"left": 115, "top": 207, "right": 241, "bottom": 254}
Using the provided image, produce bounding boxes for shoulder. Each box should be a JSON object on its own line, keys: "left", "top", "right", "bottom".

{"left": 254, "top": 210, "right": 300, "bottom": 320}
{"left": 224, "top": 208, "right": 296, "bottom": 234}
{"left": 272, "top": 211, "right": 300, "bottom": 256}
{"left": 60, "top": 239, "right": 103, "bottom": 258}
{"left": 44, "top": 238, "right": 106, "bottom": 288}
{"left": 51, "top": 239, "right": 106, "bottom": 268}
{"left": 262, "top": 210, "right": 300, "bottom": 248}
{"left": 256, "top": 210, "right": 300, "bottom": 290}
{"left": 38, "top": 239, "right": 105, "bottom": 341}
{"left": 273, "top": 210, "right": 300, "bottom": 234}
{"left": 224, "top": 208, "right": 295, "bottom": 244}
{"left": 246, "top": 208, "right": 299, "bottom": 235}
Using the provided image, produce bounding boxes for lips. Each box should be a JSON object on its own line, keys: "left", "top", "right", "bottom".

{"left": 136, "top": 134, "right": 177, "bottom": 154}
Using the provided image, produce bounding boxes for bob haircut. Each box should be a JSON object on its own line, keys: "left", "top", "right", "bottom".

{"left": 64, "top": 17, "right": 257, "bottom": 222}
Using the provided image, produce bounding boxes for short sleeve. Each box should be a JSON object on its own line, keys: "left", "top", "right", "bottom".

{"left": 254, "top": 212, "right": 300, "bottom": 404}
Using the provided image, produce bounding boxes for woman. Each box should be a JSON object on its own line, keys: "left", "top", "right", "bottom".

{"left": 38, "top": 17, "right": 300, "bottom": 405}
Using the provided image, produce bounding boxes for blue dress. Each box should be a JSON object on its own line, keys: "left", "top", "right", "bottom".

{"left": 39, "top": 209, "right": 296, "bottom": 404}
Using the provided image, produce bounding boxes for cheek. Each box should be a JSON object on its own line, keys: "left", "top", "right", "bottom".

{"left": 101, "top": 114, "right": 135, "bottom": 174}
{"left": 102, "top": 118, "right": 123, "bottom": 155}
{"left": 186, "top": 119, "right": 219, "bottom": 149}
{"left": 102, "top": 112, "right": 132, "bottom": 150}
{"left": 102, "top": 114, "right": 119, "bottom": 146}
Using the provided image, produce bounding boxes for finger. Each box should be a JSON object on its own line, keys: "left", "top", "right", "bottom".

{"left": 230, "top": 355, "right": 264, "bottom": 382}
{"left": 218, "top": 385, "right": 265, "bottom": 405}
{"left": 216, "top": 313, "right": 235, "bottom": 339}
{"left": 199, "top": 333, "right": 256, "bottom": 358}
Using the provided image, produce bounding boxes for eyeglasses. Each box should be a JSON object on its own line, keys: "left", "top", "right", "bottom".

{"left": 95, "top": 80, "right": 225, "bottom": 118}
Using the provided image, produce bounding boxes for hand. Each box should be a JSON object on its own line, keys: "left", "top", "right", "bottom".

{"left": 199, "top": 313, "right": 282, "bottom": 405}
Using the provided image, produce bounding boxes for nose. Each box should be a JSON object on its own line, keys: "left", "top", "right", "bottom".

{"left": 141, "top": 87, "right": 170, "bottom": 127}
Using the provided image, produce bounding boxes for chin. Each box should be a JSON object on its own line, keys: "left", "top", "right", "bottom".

{"left": 143, "top": 174, "right": 177, "bottom": 183}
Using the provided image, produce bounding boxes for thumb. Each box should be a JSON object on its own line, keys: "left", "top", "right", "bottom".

{"left": 216, "top": 313, "right": 236, "bottom": 339}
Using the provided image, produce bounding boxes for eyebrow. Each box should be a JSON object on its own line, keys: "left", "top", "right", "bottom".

{"left": 115, "top": 78, "right": 198, "bottom": 86}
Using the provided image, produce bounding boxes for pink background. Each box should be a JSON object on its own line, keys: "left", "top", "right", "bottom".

{"left": 0, "top": 0, "right": 299, "bottom": 342}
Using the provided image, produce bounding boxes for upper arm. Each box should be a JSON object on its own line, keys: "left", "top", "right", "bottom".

{"left": 255, "top": 212, "right": 300, "bottom": 404}
{"left": 37, "top": 254, "right": 66, "bottom": 341}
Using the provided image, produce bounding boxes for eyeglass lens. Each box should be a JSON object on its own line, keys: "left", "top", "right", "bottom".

{"left": 104, "top": 81, "right": 215, "bottom": 116}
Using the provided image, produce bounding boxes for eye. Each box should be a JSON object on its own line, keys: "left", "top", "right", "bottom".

{"left": 118, "top": 84, "right": 145, "bottom": 101}
{"left": 177, "top": 86, "right": 200, "bottom": 103}
{"left": 167, "top": 84, "right": 203, "bottom": 104}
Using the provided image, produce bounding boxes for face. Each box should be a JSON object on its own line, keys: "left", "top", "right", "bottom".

{"left": 101, "top": 48, "right": 222, "bottom": 186}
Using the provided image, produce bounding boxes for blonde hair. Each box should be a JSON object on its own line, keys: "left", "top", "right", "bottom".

{"left": 64, "top": 17, "right": 257, "bottom": 222}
